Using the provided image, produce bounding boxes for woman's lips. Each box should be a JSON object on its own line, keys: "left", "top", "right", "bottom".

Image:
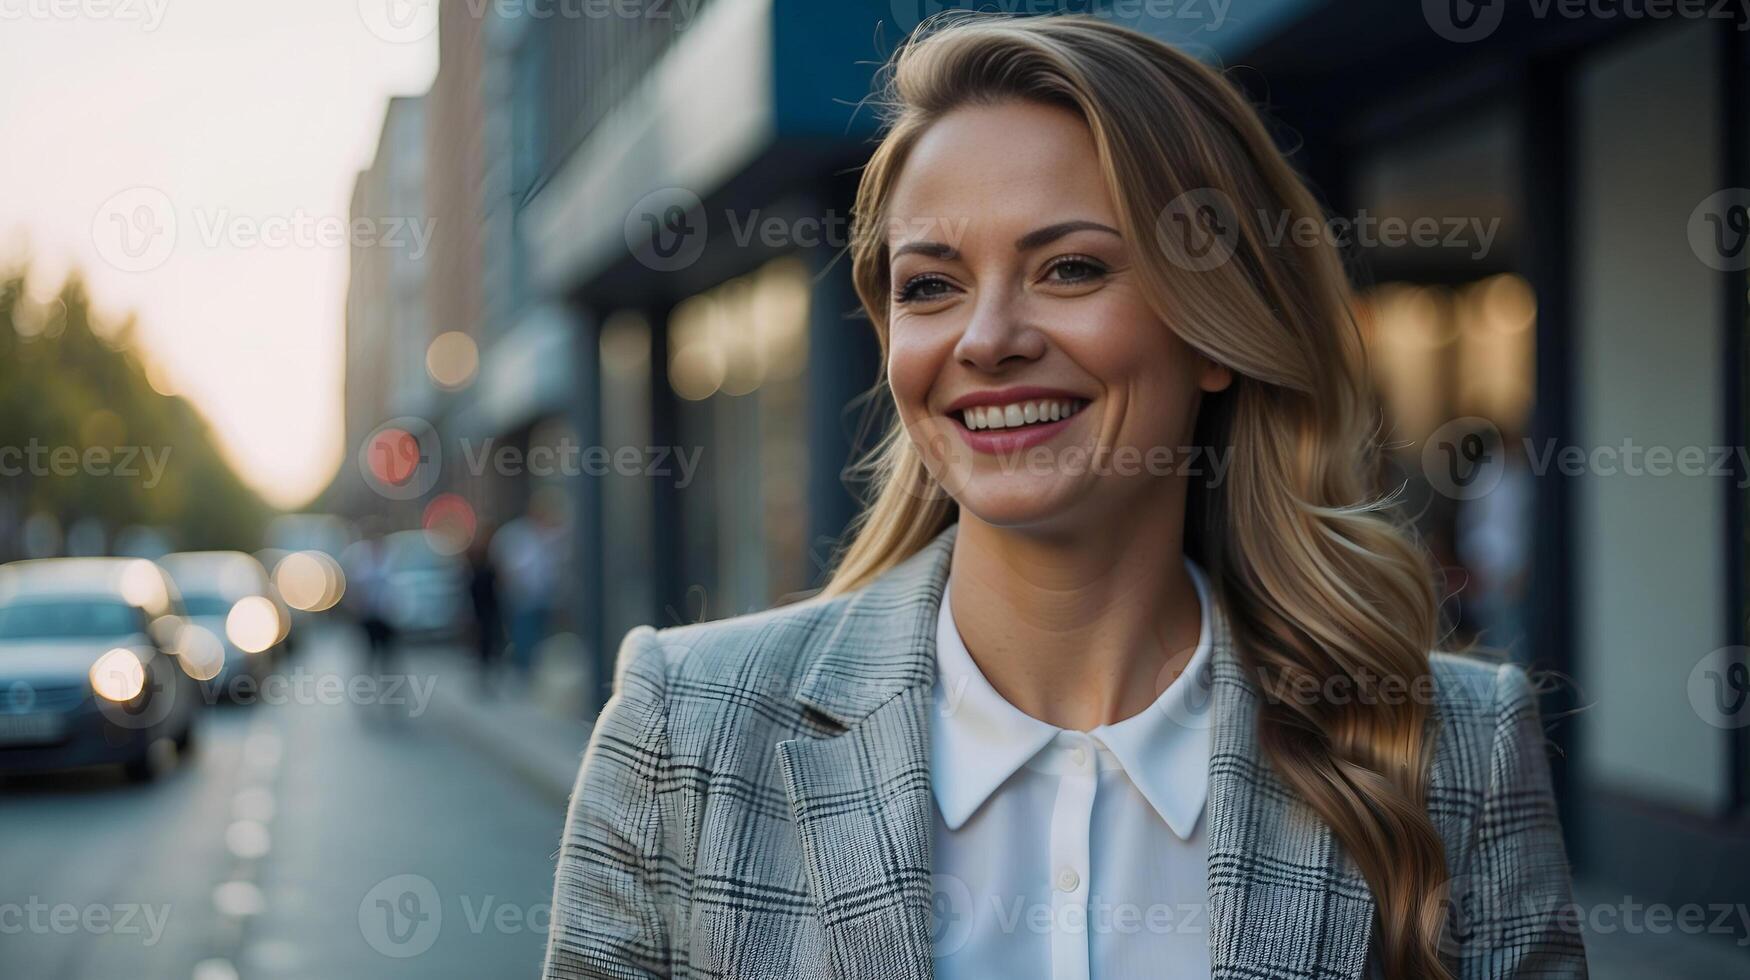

{"left": 946, "top": 397, "right": 1089, "bottom": 455}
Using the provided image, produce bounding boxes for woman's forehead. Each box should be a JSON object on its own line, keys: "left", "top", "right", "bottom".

{"left": 886, "top": 104, "right": 1118, "bottom": 248}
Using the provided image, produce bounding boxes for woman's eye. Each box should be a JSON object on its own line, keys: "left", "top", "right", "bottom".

{"left": 1043, "top": 256, "right": 1107, "bottom": 284}
{"left": 895, "top": 275, "right": 955, "bottom": 303}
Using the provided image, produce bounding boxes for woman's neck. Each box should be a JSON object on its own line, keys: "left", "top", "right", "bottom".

{"left": 946, "top": 510, "right": 1203, "bottom": 731}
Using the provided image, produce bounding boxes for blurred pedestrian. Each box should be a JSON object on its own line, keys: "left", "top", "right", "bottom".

{"left": 466, "top": 527, "right": 504, "bottom": 691}
{"left": 346, "top": 534, "right": 399, "bottom": 678}
{"left": 490, "top": 489, "right": 565, "bottom": 680}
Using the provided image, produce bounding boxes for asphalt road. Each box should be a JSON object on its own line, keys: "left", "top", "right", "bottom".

{"left": 0, "top": 623, "right": 566, "bottom": 980}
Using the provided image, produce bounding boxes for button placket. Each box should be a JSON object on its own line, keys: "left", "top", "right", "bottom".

{"left": 1046, "top": 733, "right": 1096, "bottom": 980}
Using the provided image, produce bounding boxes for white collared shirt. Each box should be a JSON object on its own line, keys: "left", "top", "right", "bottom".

{"left": 929, "top": 558, "right": 1216, "bottom": 980}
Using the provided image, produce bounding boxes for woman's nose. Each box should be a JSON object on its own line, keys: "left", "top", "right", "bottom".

{"left": 952, "top": 291, "right": 1047, "bottom": 372}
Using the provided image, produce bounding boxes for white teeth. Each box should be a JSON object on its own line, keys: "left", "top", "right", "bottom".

{"left": 960, "top": 398, "right": 1084, "bottom": 430}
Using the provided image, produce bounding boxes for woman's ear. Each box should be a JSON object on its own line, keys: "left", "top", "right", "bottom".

{"left": 1198, "top": 356, "right": 1234, "bottom": 394}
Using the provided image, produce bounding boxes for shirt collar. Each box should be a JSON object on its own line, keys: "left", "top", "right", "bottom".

{"left": 930, "top": 557, "right": 1217, "bottom": 839}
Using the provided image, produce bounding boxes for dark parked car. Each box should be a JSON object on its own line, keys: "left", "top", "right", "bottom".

{"left": 0, "top": 558, "right": 203, "bottom": 781}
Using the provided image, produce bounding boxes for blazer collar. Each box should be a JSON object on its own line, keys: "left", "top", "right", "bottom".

{"left": 780, "top": 520, "right": 1379, "bottom": 980}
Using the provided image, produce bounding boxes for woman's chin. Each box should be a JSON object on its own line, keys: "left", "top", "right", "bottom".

{"left": 953, "top": 479, "right": 1089, "bottom": 530}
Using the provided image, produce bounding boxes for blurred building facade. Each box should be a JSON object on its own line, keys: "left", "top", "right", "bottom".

{"left": 517, "top": 0, "right": 902, "bottom": 683}
{"left": 343, "top": 93, "right": 431, "bottom": 529}
{"left": 338, "top": 0, "right": 1749, "bottom": 956}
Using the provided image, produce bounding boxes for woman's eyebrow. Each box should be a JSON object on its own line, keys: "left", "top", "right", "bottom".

{"left": 892, "top": 240, "right": 957, "bottom": 261}
{"left": 890, "top": 220, "right": 1120, "bottom": 261}
{"left": 1015, "top": 220, "right": 1121, "bottom": 251}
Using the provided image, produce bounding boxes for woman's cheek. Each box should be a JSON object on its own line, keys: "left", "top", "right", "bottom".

{"left": 886, "top": 327, "right": 941, "bottom": 423}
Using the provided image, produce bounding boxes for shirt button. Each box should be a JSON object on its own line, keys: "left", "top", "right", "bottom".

{"left": 1055, "top": 866, "right": 1081, "bottom": 893}
{"left": 1071, "top": 746, "right": 1089, "bottom": 768}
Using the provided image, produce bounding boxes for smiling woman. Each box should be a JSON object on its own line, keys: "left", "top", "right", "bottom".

{"left": 542, "top": 12, "right": 1586, "bottom": 980}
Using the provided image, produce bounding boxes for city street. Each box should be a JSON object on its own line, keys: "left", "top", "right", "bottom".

{"left": 0, "top": 623, "right": 567, "bottom": 980}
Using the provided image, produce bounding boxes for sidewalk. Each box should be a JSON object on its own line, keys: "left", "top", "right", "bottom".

{"left": 422, "top": 649, "right": 595, "bottom": 806}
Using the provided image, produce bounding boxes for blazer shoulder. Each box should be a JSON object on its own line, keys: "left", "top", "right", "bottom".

{"left": 614, "top": 590, "right": 858, "bottom": 703}
{"left": 1427, "top": 651, "right": 1545, "bottom": 745}
{"left": 1426, "top": 651, "right": 1559, "bottom": 796}
{"left": 1427, "top": 650, "right": 1545, "bottom": 720}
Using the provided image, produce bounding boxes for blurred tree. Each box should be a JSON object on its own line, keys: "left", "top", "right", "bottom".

{"left": 0, "top": 267, "right": 269, "bottom": 560}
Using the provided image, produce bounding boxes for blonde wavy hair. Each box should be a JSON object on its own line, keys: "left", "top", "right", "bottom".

{"left": 824, "top": 12, "right": 1453, "bottom": 979}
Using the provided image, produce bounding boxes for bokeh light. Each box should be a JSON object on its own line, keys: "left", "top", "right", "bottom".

{"left": 225, "top": 596, "right": 280, "bottom": 654}
{"left": 422, "top": 494, "right": 477, "bottom": 555}
{"left": 426, "top": 331, "right": 480, "bottom": 390}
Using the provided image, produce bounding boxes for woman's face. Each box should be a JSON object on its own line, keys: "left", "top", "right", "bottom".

{"left": 884, "top": 99, "right": 1231, "bottom": 532}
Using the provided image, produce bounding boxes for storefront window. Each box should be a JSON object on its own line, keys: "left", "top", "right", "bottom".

{"left": 1350, "top": 108, "right": 1531, "bottom": 655}
{"left": 667, "top": 256, "right": 812, "bottom": 614}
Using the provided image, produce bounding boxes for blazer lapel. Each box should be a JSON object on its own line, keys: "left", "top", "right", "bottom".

{"left": 1203, "top": 598, "right": 1378, "bottom": 980}
{"left": 777, "top": 687, "right": 935, "bottom": 980}
{"left": 774, "top": 524, "right": 955, "bottom": 980}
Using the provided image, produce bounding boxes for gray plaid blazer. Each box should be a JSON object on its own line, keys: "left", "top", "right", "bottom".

{"left": 542, "top": 523, "right": 1586, "bottom": 979}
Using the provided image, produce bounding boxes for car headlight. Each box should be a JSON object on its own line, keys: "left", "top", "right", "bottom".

{"left": 225, "top": 596, "right": 280, "bottom": 654}
{"left": 90, "top": 648, "right": 147, "bottom": 702}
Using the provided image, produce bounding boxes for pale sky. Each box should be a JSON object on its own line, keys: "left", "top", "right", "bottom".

{"left": 0, "top": 0, "right": 439, "bottom": 509}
